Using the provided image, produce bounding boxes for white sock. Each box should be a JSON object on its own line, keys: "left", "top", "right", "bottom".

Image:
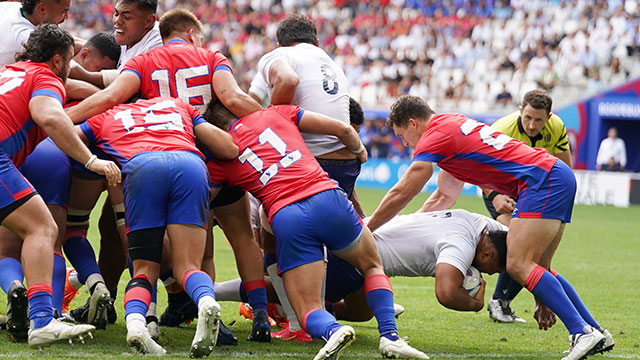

{"left": 126, "top": 313, "right": 146, "bottom": 332}
{"left": 213, "top": 278, "right": 243, "bottom": 302}
{"left": 266, "top": 263, "right": 301, "bottom": 332}
{"left": 68, "top": 269, "right": 83, "bottom": 290}
{"left": 86, "top": 273, "right": 105, "bottom": 293}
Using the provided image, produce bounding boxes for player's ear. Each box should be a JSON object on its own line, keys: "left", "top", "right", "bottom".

{"left": 145, "top": 14, "right": 157, "bottom": 29}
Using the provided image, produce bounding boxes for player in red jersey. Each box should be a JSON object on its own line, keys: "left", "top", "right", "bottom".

{"left": 77, "top": 96, "right": 237, "bottom": 356}
{"left": 204, "top": 100, "right": 428, "bottom": 360}
{"left": 367, "top": 95, "right": 613, "bottom": 360}
{"left": 0, "top": 24, "right": 120, "bottom": 350}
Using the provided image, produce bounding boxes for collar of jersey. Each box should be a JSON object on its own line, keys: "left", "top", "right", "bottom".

{"left": 517, "top": 115, "right": 543, "bottom": 145}
{"left": 167, "top": 39, "right": 188, "bottom": 46}
{"left": 228, "top": 119, "right": 239, "bottom": 132}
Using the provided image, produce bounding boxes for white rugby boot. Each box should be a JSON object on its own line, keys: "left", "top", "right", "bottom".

{"left": 313, "top": 325, "right": 356, "bottom": 360}
{"left": 189, "top": 296, "right": 221, "bottom": 358}
{"left": 379, "top": 336, "right": 429, "bottom": 359}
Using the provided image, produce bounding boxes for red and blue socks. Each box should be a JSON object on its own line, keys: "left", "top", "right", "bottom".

{"left": 244, "top": 279, "right": 268, "bottom": 311}
{"left": 124, "top": 274, "right": 152, "bottom": 318}
{"left": 183, "top": 270, "right": 215, "bottom": 305}
{"left": 0, "top": 257, "right": 23, "bottom": 293}
{"left": 51, "top": 252, "right": 66, "bottom": 315}
{"left": 302, "top": 308, "right": 342, "bottom": 340}
{"left": 27, "top": 283, "right": 54, "bottom": 329}
{"left": 525, "top": 265, "right": 588, "bottom": 334}
{"left": 551, "top": 269, "right": 601, "bottom": 330}
{"left": 364, "top": 274, "right": 398, "bottom": 341}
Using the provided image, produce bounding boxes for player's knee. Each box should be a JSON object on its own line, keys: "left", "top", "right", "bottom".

{"left": 128, "top": 227, "right": 165, "bottom": 263}
{"left": 505, "top": 259, "right": 528, "bottom": 283}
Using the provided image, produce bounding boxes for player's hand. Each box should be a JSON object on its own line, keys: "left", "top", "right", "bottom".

{"left": 534, "top": 299, "right": 557, "bottom": 330}
{"left": 89, "top": 159, "right": 122, "bottom": 186}
{"left": 473, "top": 278, "right": 487, "bottom": 311}
{"left": 492, "top": 194, "right": 516, "bottom": 214}
{"left": 356, "top": 148, "right": 367, "bottom": 164}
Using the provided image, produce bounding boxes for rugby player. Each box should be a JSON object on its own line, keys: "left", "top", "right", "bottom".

{"left": 366, "top": 95, "right": 613, "bottom": 360}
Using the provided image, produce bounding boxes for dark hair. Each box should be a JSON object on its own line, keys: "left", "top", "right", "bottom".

{"left": 487, "top": 230, "right": 508, "bottom": 270}
{"left": 15, "top": 24, "right": 74, "bottom": 63}
{"left": 276, "top": 14, "right": 318, "bottom": 46}
{"left": 21, "top": 0, "right": 52, "bottom": 16}
{"left": 386, "top": 95, "right": 435, "bottom": 128}
{"left": 117, "top": 0, "right": 157, "bottom": 14}
{"left": 204, "top": 99, "right": 235, "bottom": 130}
{"left": 159, "top": 8, "right": 202, "bottom": 40}
{"left": 85, "top": 32, "right": 120, "bottom": 62}
{"left": 349, "top": 97, "right": 364, "bottom": 126}
{"left": 521, "top": 89, "right": 552, "bottom": 114}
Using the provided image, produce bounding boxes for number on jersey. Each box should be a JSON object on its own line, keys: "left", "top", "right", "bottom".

{"left": 320, "top": 64, "right": 339, "bottom": 95}
{"left": 151, "top": 66, "right": 212, "bottom": 113}
{"left": 238, "top": 128, "right": 301, "bottom": 186}
{"left": 460, "top": 119, "right": 511, "bottom": 150}
{"left": 115, "top": 100, "right": 184, "bottom": 133}
{"left": 0, "top": 70, "right": 26, "bottom": 95}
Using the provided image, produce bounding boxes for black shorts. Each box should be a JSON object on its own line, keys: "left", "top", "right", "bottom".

{"left": 210, "top": 186, "right": 245, "bottom": 208}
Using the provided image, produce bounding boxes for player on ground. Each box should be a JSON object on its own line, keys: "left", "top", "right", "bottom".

{"left": 366, "top": 95, "right": 613, "bottom": 360}
{"left": 204, "top": 100, "right": 428, "bottom": 360}
{"left": 76, "top": 96, "right": 238, "bottom": 356}
{"left": 0, "top": 24, "right": 120, "bottom": 350}
{"left": 482, "top": 90, "right": 572, "bottom": 324}
{"left": 71, "top": 32, "right": 120, "bottom": 73}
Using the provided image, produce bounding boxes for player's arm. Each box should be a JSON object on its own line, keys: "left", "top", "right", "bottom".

{"left": 194, "top": 122, "right": 239, "bottom": 160}
{"left": 297, "top": 110, "right": 366, "bottom": 163}
{"left": 69, "top": 64, "right": 105, "bottom": 88}
{"left": 350, "top": 189, "right": 366, "bottom": 218}
{"left": 419, "top": 169, "right": 463, "bottom": 212}
{"left": 267, "top": 58, "right": 299, "bottom": 105}
{"left": 66, "top": 71, "right": 140, "bottom": 124}
{"left": 212, "top": 70, "right": 262, "bottom": 118}
{"left": 366, "top": 161, "right": 433, "bottom": 232}
{"left": 29, "top": 96, "right": 121, "bottom": 185}
{"left": 65, "top": 78, "right": 101, "bottom": 101}
{"left": 554, "top": 149, "right": 573, "bottom": 168}
{"left": 434, "top": 263, "right": 485, "bottom": 312}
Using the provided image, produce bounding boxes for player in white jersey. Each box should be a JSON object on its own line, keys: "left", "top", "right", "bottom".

{"left": 0, "top": 0, "right": 71, "bottom": 66}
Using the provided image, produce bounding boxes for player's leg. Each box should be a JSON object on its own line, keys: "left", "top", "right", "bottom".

{"left": 212, "top": 191, "right": 269, "bottom": 342}
{"left": 95, "top": 199, "right": 124, "bottom": 325}
{"left": 48, "top": 204, "right": 68, "bottom": 317}
{"left": 0, "top": 228, "right": 27, "bottom": 341}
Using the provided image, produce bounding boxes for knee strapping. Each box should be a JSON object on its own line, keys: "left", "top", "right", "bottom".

{"left": 112, "top": 203, "right": 125, "bottom": 228}
{"left": 67, "top": 208, "right": 91, "bottom": 228}
{"left": 127, "top": 227, "right": 164, "bottom": 263}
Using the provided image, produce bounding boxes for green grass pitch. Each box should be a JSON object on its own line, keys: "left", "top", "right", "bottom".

{"left": 1, "top": 188, "right": 639, "bottom": 359}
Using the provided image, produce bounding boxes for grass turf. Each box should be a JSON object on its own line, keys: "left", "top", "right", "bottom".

{"left": 1, "top": 188, "right": 639, "bottom": 359}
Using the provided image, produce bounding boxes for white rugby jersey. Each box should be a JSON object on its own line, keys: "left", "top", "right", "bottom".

{"left": 0, "top": 2, "right": 35, "bottom": 66}
{"left": 257, "top": 43, "right": 350, "bottom": 156}
{"left": 373, "top": 209, "right": 508, "bottom": 278}
{"left": 117, "top": 22, "right": 162, "bottom": 70}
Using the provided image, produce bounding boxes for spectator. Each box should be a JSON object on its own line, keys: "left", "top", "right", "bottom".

{"left": 596, "top": 127, "right": 627, "bottom": 171}
{"left": 371, "top": 119, "right": 392, "bottom": 159}
{"left": 495, "top": 84, "right": 513, "bottom": 107}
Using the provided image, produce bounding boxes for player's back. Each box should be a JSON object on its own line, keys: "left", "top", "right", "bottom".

{"left": 0, "top": 2, "right": 34, "bottom": 67}
{"left": 80, "top": 97, "right": 203, "bottom": 167}
{"left": 208, "top": 105, "right": 337, "bottom": 219}
{"left": 123, "top": 40, "right": 230, "bottom": 113}
{"left": 258, "top": 43, "right": 350, "bottom": 156}
{"left": 0, "top": 61, "right": 64, "bottom": 166}
{"left": 416, "top": 113, "right": 557, "bottom": 197}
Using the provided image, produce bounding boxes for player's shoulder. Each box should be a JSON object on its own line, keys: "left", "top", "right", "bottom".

{"left": 491, "top": 111, "right": 520, "bottom": 133}
{"left": 544, "top": 113, "right": 567, "bottom": 133}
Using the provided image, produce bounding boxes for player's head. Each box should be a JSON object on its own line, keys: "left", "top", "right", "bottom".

{"left": 519, "top": 89, "right": 553, "bottom": 138}
{"left": 386, "top": 95, "right": 435, "bottom": 149}
{"left": 159, "top": 8, "right": 203, "bottom": 47}
{"left": 74, "top": 32, "right": 120, "bottom": 72}
{"left": 349, "top": 97, "right": 364, "bottom": 133}
{"left": 204, "top": 99, "right": 235, "bottom": 130}
{"left": 113, "top": 0, "right": 157, "bottom": 49}
{"left": 15, "top": 24, "right": 74, "bottom": 83}
{"left": 276, "top": 14, "right": 318, "bottom": 47}
{"left": 474, "top": 229, "right": 507, "bottom": 275}
{"left": 607, "top": 127, "right": 618, "bottom": 139}
{"left": 21, "top": 0, "right": 71, "bottom": 25}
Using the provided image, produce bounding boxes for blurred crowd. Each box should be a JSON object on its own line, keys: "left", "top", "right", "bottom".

{"left": 60, "top": 0, "right": 640, "bottom": 159}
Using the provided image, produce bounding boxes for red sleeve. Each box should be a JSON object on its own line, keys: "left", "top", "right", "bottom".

{"left": 121, "top": 53, "right": 145, "bottom": 80}
{"left": 413, "top": 130, "right": 452, "bottom": 163}
{"left": 272, "top": 105, "right": 303, "bottom": 125}
{"left": 31, "top": 71, "right": 66, "bottom": 105}
{"left": 210, "top": 51, "right": 233, "bottom": 73}
{"left": 81, "top": 113, "right": 104, "bottom": 144}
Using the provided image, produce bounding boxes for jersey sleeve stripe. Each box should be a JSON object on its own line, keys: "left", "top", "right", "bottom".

{"left": 31, "top": 89, "right": 62, "bottom": 104}
{"left": 192, "top": 115, "right": 206, "bottom": 127}
{"left": 213, "top": 65, "right": 232, "bottom": 73}
{"left": 79, "top": 122, "right": 97, "bottom": 144}
{"left": 296, "top": 109, "right": 305, "bottom": 125}
{"left": 413, "top": 152, "right": 445, "bottom": 163}
{"left": 121, "top": 68, "right": 141, "bottom": 81}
